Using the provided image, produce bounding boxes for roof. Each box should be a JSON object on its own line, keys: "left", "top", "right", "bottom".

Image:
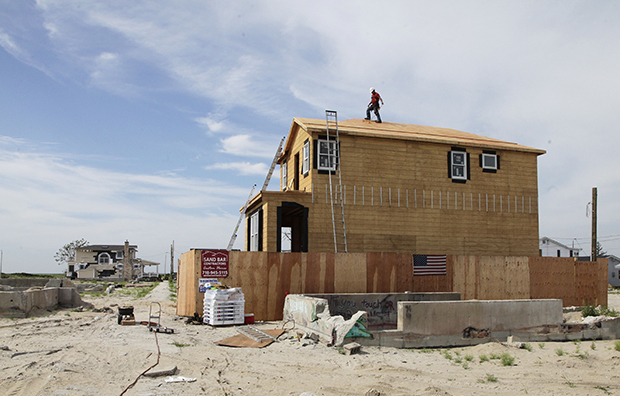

{"left": 283, "top": 117, "right": 546, "bottom": 156}
{"left": 539, "top": 237, "right": 581, "bottom": 252}
{"left": 78, "top": 245, "right": 138, "bottom": 251}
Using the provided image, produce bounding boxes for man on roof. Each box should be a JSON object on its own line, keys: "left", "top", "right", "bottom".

{"left": 365, "top": 87, "right": 384, "bottom": 123}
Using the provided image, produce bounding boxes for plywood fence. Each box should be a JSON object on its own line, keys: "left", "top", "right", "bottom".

{"left": 177, "top": 251, "right": 607, "bottom": 321}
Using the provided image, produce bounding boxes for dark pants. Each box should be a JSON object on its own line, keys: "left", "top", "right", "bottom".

{"left": 366, "top": 103, "right": 381, "bottom": 122}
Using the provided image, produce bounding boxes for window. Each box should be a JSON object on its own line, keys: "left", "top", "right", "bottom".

{"left": 317, "top": 139, "right": 337, "bottom": 171}
{"left": 116, "top": 251, "right": 123, "bottom": 260}
{"left": 281, "top": 161, "right": 288, "bottom": 190}
{"left": 449, "top": 150, "right": 468, "bottom": 181}
{"left": 302, "top": 140, "right": 310, "bottom": 175}
{"left": 98, "top": 253, "right": 110, "bottom": 265}
{"left": 481, "top": 153, "right": 497, "bottom": 170}
{"left": 480, "top": 150, "right": 500, "bottom": 173}
{"left": 250, "top": 211, "right": 260, "bottom": 251}
{"left": 557, "top": 250, "right": 561, "bottom": 257}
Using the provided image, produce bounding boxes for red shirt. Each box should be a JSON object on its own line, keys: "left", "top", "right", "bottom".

{"left": 371, "top": 92, "right": 382, "bottom": 105}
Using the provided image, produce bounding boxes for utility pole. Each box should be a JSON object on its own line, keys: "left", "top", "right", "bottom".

{"left": 591, "top": 187, "right": 598, "bottom": 261}
{"left": 170, "top": 240, "right": 174, "bottom": 279}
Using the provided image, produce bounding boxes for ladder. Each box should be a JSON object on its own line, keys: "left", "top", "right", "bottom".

{"left": 262, "top": 136, "right": 286, "bottom": 191}
{"left": 227, "top": 184, "right": 256, "bottom": 251}
{"left": 325, "top": 110, "right": 347, "bottom": 253}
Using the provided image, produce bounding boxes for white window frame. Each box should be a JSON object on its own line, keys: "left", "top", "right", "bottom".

{"left": 98, "top": 253, "right": 110, "bottom": 265}
{"left": 317, "top": 139, "right": 337, "bottom": 171}
{"left": 250, "top": 211, "right": 260, "bottom": 251}
{"left": 281, "top": 161, "right": 288, "bottom": 190}
{"left": 450, "top": 151, "right": 467, "bottom": 180}
{"left": 481, "top": 153, "right": 497, "bottom": 170}
{"left": 302, "top": 141, "right": 310, "bottom": 175}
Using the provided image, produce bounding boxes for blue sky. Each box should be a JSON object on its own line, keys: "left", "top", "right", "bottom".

{"left": 1, "top": 1, "right": 619, "bottom": 273}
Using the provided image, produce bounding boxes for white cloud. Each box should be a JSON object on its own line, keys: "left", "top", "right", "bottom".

{"left": 206, "top": 161, "right": 268, "bottom": 176}
{"left": 220, "top": 134, "right": 274, "bottom": 158}
{"left": 0, "top": 144, "right": 249, "bottom": 272}
{"left": 195, "top": 116, "right": 226, "bottom": 133}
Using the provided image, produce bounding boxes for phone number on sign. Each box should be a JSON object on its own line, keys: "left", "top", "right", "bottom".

{"left": 202, "top": 271, "right": 228, "bottom": 277}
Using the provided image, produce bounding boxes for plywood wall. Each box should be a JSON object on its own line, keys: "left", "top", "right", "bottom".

{"left": 177, "top": 251, "right": 607, "bottom": 321}
{"left": 529, "top": 257, "right": 608, "bottom": 307}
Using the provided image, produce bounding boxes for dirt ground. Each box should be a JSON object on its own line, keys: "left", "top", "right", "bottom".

{"left": 2, "top": 284, "right": 620, "bottom": 396}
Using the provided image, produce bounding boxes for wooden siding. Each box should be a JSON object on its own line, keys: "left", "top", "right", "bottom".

{"left": 530, "top": 257, "right": 608, "bottom": 307}
{"left": 177, "top": 252, "right": 606, "bottom": 321}
{"left": 255, "top": 118, "right": 542, "bottom": 257}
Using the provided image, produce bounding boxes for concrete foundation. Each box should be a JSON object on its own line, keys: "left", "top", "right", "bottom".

{"left": 284, "top": 293, "right": 617, "bottom": 348}
{"left": 308, "top": 292, "right": 461, "bottom": 329}
{"left": 0, "top": 287, "right": 87, "bottom": 318}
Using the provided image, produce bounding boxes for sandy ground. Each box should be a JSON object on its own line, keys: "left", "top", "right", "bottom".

{"left": 2, "top": 285, "right": 620, "bottom": 396}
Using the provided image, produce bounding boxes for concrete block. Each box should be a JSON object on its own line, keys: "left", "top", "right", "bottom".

{"left": 398, "top": 299, "right": 563, "bottom": 335}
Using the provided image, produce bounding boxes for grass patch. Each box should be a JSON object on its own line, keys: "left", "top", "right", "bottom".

{"left": 562, "top": 375, "right": 575, "bottom": 388}
{"left": 523, "top": 343, "right": 533, "bottom": 352}
{"left": 595, "top": 385, "right": 611, "bottom": 394}
{"left": 489, "top": 352, "right": 501, "bottom": 360}
{"left": 0, "top": 272, "right": 64, "bottom": 279}
{"left": 591, "top": 342, "right": 597, "bottom": 350}
{"left": 479, "top": 354, "right": 489, "bottom": 363}
{"left": 500, "top": 352, "right": 515, "bottom": 367}
{"left": 555, "top": 347, "right": 565, "bottom": 356}
{"left": 418, "top": 348, "right": 434, "bottom": 353}
{"left": 441, "top": 350, "right": 453, "bottom": 360}
{"left": 486, "top": 373, "right": 498, "bottom": 383}
{"left": 538, "top": 342, "right": 545, "bottom": 349}
{"left": 464, "top": 354, "right": 474, "bottom": 362}
{"left": 172, "top": 342, "right": 190, "bottom": 348}
{"left": 582, "top": 305, "right": 618, "bottom": 318}
{"left": 614, "top": 340, "right": 620, "bottom": 352}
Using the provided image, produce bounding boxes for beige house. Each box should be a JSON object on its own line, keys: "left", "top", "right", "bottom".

{"left": 245, "top": 117, "right": 545, "bottom": 256}
{"left": 68, "top": 244, "right": 159, "bottom": 279}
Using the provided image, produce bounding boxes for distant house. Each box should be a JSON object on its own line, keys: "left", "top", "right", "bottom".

{"left": 607, "top": 255, "right": 620, "bottom": 287}
{"left": 245, "top": 117, "right": 545, "bottom": 256}
{"left": 67, "top": 244, "right": 159, "bottom": 280}
{"left": 539, "top": 237, "right": 581, "bottom": 258}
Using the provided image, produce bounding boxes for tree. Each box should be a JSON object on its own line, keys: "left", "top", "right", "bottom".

{"left": 55, "top": 238, "right": 89, "bottom": 266}
{"left": 596, "top": 241, "right": 608, "bottom": 258}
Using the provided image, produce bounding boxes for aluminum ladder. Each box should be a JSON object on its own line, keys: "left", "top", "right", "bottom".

{"left": 325, "top": 110, "right": 347, "bottom": 253}
{"left": 227, "top": 184, "right": 256, "bottom": 251}
{"left": 262, "top": 136, "right": 286, "bottom": 191}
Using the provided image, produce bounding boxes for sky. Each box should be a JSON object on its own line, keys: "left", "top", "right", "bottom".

{"left": 1, "top": 0, "right": 619, "bottom": 273}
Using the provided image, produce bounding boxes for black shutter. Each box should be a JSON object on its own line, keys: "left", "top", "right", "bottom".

{"left": 467, "top": 153, "right": 471, "bottom": 180}
{"left": 313, "top": 139, "right": 317, "bottom": 170}
{"left": 497, "top": 155, "right": 501, "bottom": 170}
{"left": 258, "top": 209, "right": 263, "bottom": 251}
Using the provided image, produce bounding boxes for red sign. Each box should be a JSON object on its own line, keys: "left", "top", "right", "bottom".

{"left": 201, "top": 250, "right": 229, "bottom": 278}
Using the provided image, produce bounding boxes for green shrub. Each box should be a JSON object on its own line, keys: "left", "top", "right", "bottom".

{"left": 523, "top": 343, "right": 533, "bottom": 352}
{"left": 555, "top": 348, "right": 565, "bottom": 356}
{"left": 464, "top": 354, "right": 474, "bottom": 362}
{"left": 486, "top": 374, "right": 498, "bottom": 383}
{"left": 614, "top": 340, "right": 620, "bottom": 352}
{"left": 500, "top": 352, "right": 515, "bottom": 367}
{"left": 479, "top": 354, "right": 489, "bottom": 362}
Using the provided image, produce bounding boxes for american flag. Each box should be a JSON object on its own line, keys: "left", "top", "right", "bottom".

{"left": 413, "top": 254, "right": 447, "bottom": 275}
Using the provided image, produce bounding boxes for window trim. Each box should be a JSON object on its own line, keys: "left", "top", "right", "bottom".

{"left": 281, "top": 161, "right": 288, "bottom": 191}
{"left": 302, "top": 140, "right": 310, "bottom": 176}
{"left": 449, "top": 148, "right": 469, "bottom": 182}
{"left": 250, "top": 211, "right": 260, "bottom": 251}
{"left": 317, "top": 138, "right": 337, "bottom": 172}
{"left": 98, "top": 252, "right": 110, "bottom": 265}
